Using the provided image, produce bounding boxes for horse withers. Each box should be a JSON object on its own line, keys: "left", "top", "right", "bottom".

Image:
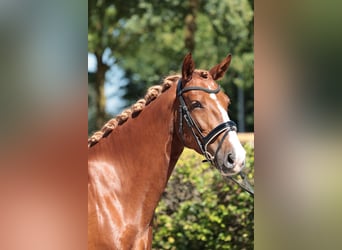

{"left": 88, "top": 53, "right": 246, "bottom": 249}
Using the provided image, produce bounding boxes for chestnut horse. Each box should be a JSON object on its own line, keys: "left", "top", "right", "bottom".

{"left": 88, "top": 53, "right": 246, "bottom": 249}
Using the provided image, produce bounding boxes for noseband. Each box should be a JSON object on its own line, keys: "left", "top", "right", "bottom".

{"left": 176, "top": 79, "right": 237, "bottom": 165}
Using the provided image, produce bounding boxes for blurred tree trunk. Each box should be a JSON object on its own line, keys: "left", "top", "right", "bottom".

{"left": 237, "top": 86, "right": 245, "bottom": 132}
{"left": 94, "top": 52, "right": 109, "bottom": 129}
{"left": 89, "top": 0, "right": 110, "bottom": 130}
{"left": 185, "top": 0, "right": 198, "bottom": 53}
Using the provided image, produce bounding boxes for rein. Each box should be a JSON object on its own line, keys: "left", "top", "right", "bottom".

{"left": 176, "top": 79, "right": 254, "bottom": 197}
{"left": 225, "top": 172, "right": 254, "bottom": 196}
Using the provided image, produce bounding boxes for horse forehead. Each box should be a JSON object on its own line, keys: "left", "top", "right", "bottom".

{"left": 190, "top": 74, "right": 218, "bottom": 90}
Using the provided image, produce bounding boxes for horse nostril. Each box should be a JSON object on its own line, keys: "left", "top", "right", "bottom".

{"left": 227, "top": 153, "right": 235, "bottom": 165}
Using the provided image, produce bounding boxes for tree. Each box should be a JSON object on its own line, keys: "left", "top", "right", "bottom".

{"left": 88, "top": 0, "right": 254, "bottom": 132}
{"left": 88, "top": 0, "right": 140, "bottom": 130}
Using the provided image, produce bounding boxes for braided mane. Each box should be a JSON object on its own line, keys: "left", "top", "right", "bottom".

{"left": 88, "top": 74, "right": 181, "bottom": 147}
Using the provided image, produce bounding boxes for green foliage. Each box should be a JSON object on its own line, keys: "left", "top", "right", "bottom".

{"left": 88, "top": 0, "right": 254, "bottom": 131}
{"left": 153, "top": 144, "right": 254, "bottom": 249}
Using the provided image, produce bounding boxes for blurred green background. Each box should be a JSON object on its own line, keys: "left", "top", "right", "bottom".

{"left": 88, "top": 0, "right": 254, "bottom": 134}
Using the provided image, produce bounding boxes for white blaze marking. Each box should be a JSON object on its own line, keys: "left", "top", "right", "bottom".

{"left": 209, "top": 93, "right": 246, "bottom": 165}
{"left": 209, "top": 93, "right": 229, "bottom": 122}
{"left": 228, "top": 131, "right": 246, "bottom": 164}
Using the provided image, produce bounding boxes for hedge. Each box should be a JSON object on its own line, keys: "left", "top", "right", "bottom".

{"left": 152, "top": 143, "right": 254, "bottom": 250}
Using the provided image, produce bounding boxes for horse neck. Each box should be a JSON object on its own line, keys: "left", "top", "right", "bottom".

{"left": 88, "top": 84, "right": 184, "bottom": 223}
{"left": 111, "top": 89, "right": 183, "bottom": 181}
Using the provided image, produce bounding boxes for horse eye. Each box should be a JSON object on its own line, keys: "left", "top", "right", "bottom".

{"left": 191, "top": 101, "right": 203, "bottom": 110}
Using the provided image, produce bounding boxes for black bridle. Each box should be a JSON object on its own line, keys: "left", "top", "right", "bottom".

{"left": 177, "top": 79, "right": 254, "bottom": 196}
{"left": 177, "top": 79, "right": 237, "bottom": 164}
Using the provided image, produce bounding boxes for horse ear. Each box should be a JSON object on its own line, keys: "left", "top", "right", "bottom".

{"left": 209, "top": 54, "right": 232, "bottom": 80}
{"left": 182, "top": 53, "right": 195, "bottom": 84}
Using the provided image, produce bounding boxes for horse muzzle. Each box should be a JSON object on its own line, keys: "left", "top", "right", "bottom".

{"left": 220, "top": 151, "right": 246, "bottom": 176}
{"left": 212, "top": 131, "right": 246, "bottom": 176}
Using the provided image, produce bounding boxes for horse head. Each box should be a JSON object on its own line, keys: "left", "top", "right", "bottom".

{"left": 176, "top": 53, "right": 246, "bottom": 176}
